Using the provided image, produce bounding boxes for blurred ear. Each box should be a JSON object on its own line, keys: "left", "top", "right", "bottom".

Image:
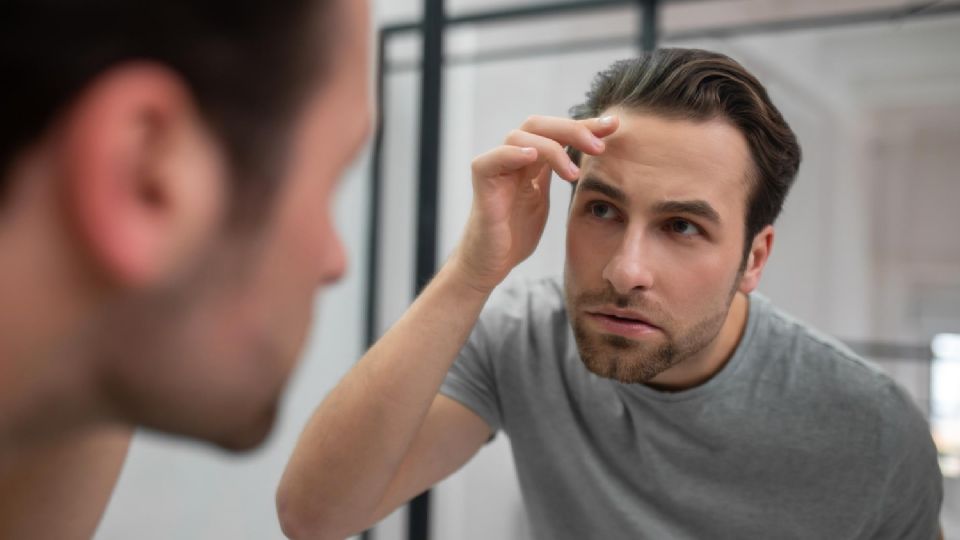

{"left": 738, "top": 225, "right": 774, "bottom": 294}
{"left": 60, "top": 62, "right": 228, "bottom": 288}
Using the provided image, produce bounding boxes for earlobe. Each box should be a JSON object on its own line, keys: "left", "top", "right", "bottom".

{"left": 738, "top": 225, "right": 774, "bottom": 294}
{"left": 60, "top": 63, "right": 226, "bottom": 288}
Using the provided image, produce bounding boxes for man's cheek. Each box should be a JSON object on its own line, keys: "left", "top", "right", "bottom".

{"left": 566, "top": 227, "right": 591, "bottom": 267}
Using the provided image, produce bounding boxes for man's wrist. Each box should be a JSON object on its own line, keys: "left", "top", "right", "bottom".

{"left": 438, "top": 255, "right": 498, "bottom": 299}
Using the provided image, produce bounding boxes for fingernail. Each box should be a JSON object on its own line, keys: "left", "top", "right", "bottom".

{"left": 592, "top": 137, "right": 605, "bottom": 151}
{"left": 521, "top": 147, "right": 536, "bottom": 155}
{"left": 599, "top": 115, "right": 615, "bottom": 126}
{"left": 568, "top": 161, "right": 580, "bottom": 177}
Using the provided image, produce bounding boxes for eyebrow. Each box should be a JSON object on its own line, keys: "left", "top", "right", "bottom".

{"left": 653, "top": 200, "right": 722, "bottom": 225}
{"left": 577, "top": 176, "right": 627, "bottom": 203}
{"left": 577, "top": 176, "right": 722, "bottom": 225}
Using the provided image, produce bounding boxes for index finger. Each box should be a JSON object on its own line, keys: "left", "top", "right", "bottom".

{"left": 518, "top": 115, "right": 620, "bottom": 157}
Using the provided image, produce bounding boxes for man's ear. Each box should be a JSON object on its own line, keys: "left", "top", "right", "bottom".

{"left": 59, "top": 62, "right": 228, "bottom": 288}
{"left": 738, "top": 225, "right": 774, "bottom": 294}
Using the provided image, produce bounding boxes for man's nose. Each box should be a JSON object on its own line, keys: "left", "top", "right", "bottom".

{"left": 601, "top": 229, "right": 654, "bottom": 295}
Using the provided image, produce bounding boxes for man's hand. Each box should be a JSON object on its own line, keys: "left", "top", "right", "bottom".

{"left": 452, "top": 115, "right": 619, "bottom": 293}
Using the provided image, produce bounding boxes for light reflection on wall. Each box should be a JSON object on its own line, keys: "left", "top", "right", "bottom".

{"left": 932, "top": 333, "right": 960, "bottom": 478}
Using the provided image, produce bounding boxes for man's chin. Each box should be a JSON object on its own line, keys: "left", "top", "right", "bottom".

{"left": 580, "top": 356, "right": 652, "bottom": 384}
{"left": 574, "top": 333, "right": 676, "bottom": 384}
{"left": 207, "top": 400, "right": 279, "bottom": 452}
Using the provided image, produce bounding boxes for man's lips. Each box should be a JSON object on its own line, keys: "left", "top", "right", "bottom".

{"left": 584, "top": 307, "right": 661, "bottom": 338}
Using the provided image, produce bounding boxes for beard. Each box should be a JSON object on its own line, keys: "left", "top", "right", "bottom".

{"left": 564, "top": 277, "right": 739, "bottom": 385}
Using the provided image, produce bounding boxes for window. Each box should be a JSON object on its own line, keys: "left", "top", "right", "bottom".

{"left": 932, "top": 333, "right": 960, "bottom": 477}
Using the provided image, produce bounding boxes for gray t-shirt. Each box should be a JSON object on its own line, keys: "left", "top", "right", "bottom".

{"left": 440, "top": 276, "right": 942, "bottom": 540}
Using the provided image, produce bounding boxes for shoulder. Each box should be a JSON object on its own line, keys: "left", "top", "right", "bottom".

{"left": 481, "top": 275, "right": 566, "bottom": 326}
{"left": 754, "top": 295, "right": 931, "bottom": 454}
{"left": 755, "top": 294, "right": 890, "bottom": 390}
{"left": 472, "top": 275, "right": 569, "bottom": 357}
{"left": 739, "top": 296, "right": 941, "bottom": 535}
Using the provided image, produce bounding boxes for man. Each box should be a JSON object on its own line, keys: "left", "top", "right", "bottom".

{"left": 279, "top": 48, "right": 943, "bottom": 539}
{"left": 0, "top": 0, "right": 370, "bottom": 537}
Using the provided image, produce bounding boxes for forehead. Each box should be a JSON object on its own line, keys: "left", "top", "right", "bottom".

{"left": 579, "top": 110, "right": 752, "bottom": 220}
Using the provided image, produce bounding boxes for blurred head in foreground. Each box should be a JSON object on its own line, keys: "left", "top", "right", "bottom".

{"left": 0, "top": 0, "right": 371, "bottom": 450}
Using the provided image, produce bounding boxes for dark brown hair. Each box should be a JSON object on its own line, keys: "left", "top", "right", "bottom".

{"left": 0, "top": 0, "right": 334, "bottom": 218}
{"left": 569, "top": 48, "right": 801, "bottom": 259}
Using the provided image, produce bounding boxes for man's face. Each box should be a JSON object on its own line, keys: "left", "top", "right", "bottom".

{"left": 99, "top": 0, "right": 373, "bottom": 449}
{"left": 564, "top": 110, "right": 753, "bottom": 385}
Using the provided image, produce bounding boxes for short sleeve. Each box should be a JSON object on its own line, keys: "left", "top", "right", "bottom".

{"left": 868, "top": 382, "right": 943, "bottom": 539}
{"left": 439, "top": 313, "right": 503, "bottom": 434}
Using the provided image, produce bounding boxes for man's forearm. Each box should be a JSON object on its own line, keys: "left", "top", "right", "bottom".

{"left": 277, "top": 259, "right": 491, "bottom": 538}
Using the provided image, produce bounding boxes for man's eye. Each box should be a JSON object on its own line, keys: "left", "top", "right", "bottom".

{"left": 588, "top": 202, "right": 617, "bottom": 220}
{"left": 667, "top": 219, "right": 701, "bottom": 236}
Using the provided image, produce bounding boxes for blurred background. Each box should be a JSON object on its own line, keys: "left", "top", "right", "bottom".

{"left": 96, "top": 0, "right": 960, "bottom": 538}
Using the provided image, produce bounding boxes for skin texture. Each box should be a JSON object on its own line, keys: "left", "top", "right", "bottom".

{"left": 0, "top": 0, "right": 371, "bottom": 537}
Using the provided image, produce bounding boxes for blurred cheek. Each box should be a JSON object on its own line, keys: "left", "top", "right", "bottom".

{"left": 267, "top": 135, "right": 341, "bottom": 286}
{"left": 285, "top": 178, "right": 345, "bottom": 289}
{"left": 276, "top": 111, "right": 361, "bottom": 291}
